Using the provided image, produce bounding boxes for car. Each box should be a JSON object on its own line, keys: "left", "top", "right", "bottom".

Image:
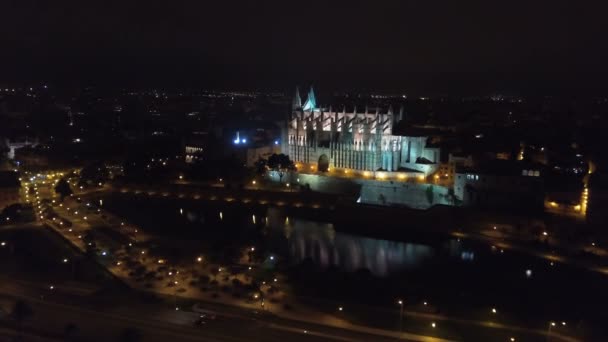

{"left": 193, "top": 316, "right": 207, "bottom": 326}
{"left": 199, "top": 313, "right": 216, "bottom": 320}
{"left": 192, "top": 304, "right": 217, "bottom": 320}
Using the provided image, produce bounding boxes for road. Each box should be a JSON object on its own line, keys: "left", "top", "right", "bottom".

{"left": 0, "top": 278, "right": 404, "bottom": 342}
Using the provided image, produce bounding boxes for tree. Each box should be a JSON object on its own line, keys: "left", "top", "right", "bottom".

{"left": 11, "top": 300, "right": 33, "bottom": 329}
{"left": 254, "top": 158, "right": 267, "bottom": 175}
{"left": 54, "top": 178, "right": 73, "bottom": 201}
{"left": 267, "top": 154, "right": 295, "bottom": 183}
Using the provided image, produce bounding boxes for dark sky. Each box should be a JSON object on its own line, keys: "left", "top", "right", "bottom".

{"left": 1, "top": 0, "right": 607, "bottom": 94}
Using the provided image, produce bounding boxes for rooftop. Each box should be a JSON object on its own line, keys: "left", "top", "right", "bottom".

{"left": 456, "top": 159, "right": 545, "bottom": 177}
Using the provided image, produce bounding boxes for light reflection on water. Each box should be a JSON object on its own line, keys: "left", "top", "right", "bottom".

{"left": 266, "top": 208, "right": 438, "bottom": 277}
{"left": 169, "top": 204, "right": 472, "bottom": 277}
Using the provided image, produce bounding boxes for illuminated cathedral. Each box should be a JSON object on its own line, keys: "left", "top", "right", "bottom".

{"left": 283, "top": 87, "right": 440, "bottom": 175}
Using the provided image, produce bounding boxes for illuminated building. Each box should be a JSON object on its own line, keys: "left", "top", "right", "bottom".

{"left": 283, "top": 87, "right": 439, "bottom": 175}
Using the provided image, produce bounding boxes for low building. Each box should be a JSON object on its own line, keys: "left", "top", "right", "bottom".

{"left": 184, "top": 144, "right": 204, "bottom": 163}
{"left": 587, "top": 172, "right": 608, "bottom": 226}
{"left": 438, "top": 153, "right": 474, "bottom": 183}
{"left": 454, "top": 160, "right": 544, "bottom": 210}
{"left": 0, "top": 171, "right": 21, "bottom": 210}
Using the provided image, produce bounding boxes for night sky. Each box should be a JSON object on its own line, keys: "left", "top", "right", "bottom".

{"left": 1, "top": 0, "right": 607, "bottom": 94}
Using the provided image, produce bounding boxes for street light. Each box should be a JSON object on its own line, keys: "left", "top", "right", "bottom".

{"left": 397, "top": 299, "right": 404, "bottom": 333}
{"left": 547, "top": 321, "right": 556, "bottom": 341}
{"left": 492, "top": 308, "right": 497, "bottom": 314}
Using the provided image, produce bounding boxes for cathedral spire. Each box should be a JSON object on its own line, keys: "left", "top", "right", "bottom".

{"left": 302, "top": 86, "right": 317, "bottom": 111}
{"left": 293, "top": 86, "right": 302, "bottom": 110}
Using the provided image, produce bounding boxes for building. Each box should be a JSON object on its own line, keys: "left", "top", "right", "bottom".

{"left": 587, "top": 172, "right": 608, "bottom": 226}
{"left": 454, "top": 160, "right": 544, "bottom": 210}
{"left": 438, "top": 153, "right": 474, "bottom": 183}
{"left": 5, "top": 137, "right": 38, "bottom": 160}
{"left": 183, "top": 134, "right": 207, "bottom": 164}
{"left": 0, "top": 171, "right": 20, "bottom": 211}
{"left": 283, "top": 87, "right": 440, "bottom": 175}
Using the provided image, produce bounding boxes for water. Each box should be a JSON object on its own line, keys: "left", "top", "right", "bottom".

{"left": 268, "top": 210, "right": 436, "bottom": 277}
{"left": 101, "top": 193, "right": 608, "bottom": 337}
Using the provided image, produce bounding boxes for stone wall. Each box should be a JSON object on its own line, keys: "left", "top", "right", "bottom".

{"left": 265, "top": 171, "right": 361, "bottom": 198}
{"left": 266, "top": 171, "right": 453, "bottom": 209}
{"left": 358, "top": 180, "right": 452, "bottom": 209}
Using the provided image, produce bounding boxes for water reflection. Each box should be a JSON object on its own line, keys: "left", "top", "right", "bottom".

{"left": 267, "top": 209, "right": 437, "bottom": 277}
{"left": 150, "top": 203, "right": 458, "bottom": 277}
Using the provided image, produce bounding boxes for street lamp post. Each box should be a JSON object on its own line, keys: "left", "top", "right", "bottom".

{"left": 397, "top": 299, "right": 404, "bottom": 334}
{"left": 547, "top": 321, "right": 556, "bottom": 341}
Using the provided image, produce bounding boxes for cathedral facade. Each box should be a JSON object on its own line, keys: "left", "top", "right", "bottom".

{"left": 283, "top": 87, "right": 440, "bottom": 175}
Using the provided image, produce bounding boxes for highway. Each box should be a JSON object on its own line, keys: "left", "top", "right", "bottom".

{"left": 0, "top": 278, "right": 407, "bottom": 342}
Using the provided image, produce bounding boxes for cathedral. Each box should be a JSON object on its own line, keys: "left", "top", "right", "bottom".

{"left": 283, "top": 87, "right": 440, "bottom": 176}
